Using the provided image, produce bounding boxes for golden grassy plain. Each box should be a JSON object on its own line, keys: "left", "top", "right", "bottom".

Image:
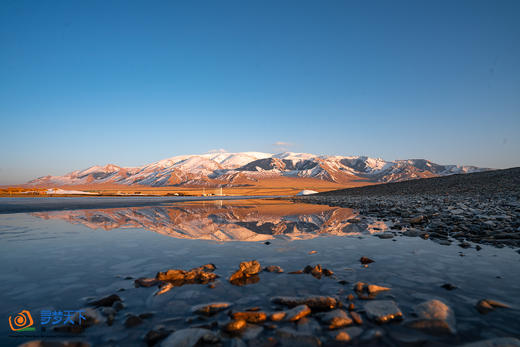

{"left": 0, "top": 176, "right": 377, "bottom": 197}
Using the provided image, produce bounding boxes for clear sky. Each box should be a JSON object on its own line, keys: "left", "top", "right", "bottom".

{"left": 1, "top": 0, "right": 519, "bottom": 184}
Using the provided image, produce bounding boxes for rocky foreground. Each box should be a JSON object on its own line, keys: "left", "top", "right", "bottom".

{"left": 19, "top": 260, "right": 519, "bottom": 347}
{"left": 292, "top": 168, "right": 520, "bottom": 248}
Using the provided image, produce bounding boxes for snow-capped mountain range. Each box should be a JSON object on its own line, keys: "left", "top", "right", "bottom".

{"left": 27, "top": 152, "right": 488, "bottom": 187}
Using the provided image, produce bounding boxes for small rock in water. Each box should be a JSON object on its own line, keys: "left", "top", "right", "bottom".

{"left": 334, "top": 327, "right": 364, "bottom": 342}
{"left": 408, "top": 299, "right": 456, "bottom": 334}
{"left": 224, "top": 319, "right": 247, "bottom": 333}
{"left": 302, "top": 264, "right": 333, "bottom": 279}
{"left": 354, "top": 282, "right": 390, "bottom": 296}
{"left": 441, "top": 283, "right": 457, "bottom": 290}
{"left": 367, "top": 284, "right": 391, "bottom": 294}
{"left": 335, "top": 331, "right": 351, "bottom": 342}
{"left": 145, "top": 328, "right": 171, "bottom": 346}
{"left": 155, "top": 282, "right": 174, "bottom": 296}
{"left": 271, "top": 295, "right": 339, "bottom": 311}
{"left": 156, "top": 264, "right": 218, "bottom": 285}
{"left": 285, "top": 305, "right": 311, "bottom": 321}
{"left": 322, "top": 268, "right": 334, "bottom": 276}
{"left": 350, "top": 311, "right": 363, "bottom": 325}
{"left": 160, "top": 328, "right": 219, "bottom": 346}
{"left": 364, "top": 300, "right": 403, "bottom": 323}
{"left": 229, "top": 260, "right": 261, "bottom": 284}
{"left": 270, "top": 311, "right": 286, "bottom": 321}
{"left": 264, "top": 265, "right": 284, "bottom": 273}
{"left": 134, "top": 277, "right": 160, "bottom": 288}
{"left": 476, "top": 299, "right": 511, "bottom": 314}
{"left": 124, "top": 314, "right": 142, "bottom": 328}
{"left": 317, "top": 309, "right": 353, "bottom": 329}
{"left": 191, "top": 302, "right": 232, "bottom": 315}
{"left": 88, "top": 294, "right": 122, "bottom": 307}
{"left": 231, "top": 311, "right": 267, "bottom": 323}
{"left": 360, "top": 257, "right": 374, "bottom": 264}
{"left": 112, "top": 301, "right": 125, "bottom": 312}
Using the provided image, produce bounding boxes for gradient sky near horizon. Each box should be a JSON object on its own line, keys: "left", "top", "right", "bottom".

{"left": 1, "top": 0, "right": 519, "bottom": 184}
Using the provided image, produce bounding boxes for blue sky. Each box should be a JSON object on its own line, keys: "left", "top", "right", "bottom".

{"left": 1, "top": 0, "right": 519, "bottom": 184}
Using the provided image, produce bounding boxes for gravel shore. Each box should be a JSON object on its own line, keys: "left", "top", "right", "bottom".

{"left": 291, "top": 167, "right": 520, "bottom": 248}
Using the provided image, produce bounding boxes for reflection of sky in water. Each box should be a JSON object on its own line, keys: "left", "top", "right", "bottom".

{"left": 0, "top": 200, "right": 519, "bottom": 345}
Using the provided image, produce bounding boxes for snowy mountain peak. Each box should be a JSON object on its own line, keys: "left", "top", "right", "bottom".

{"left": 27, "top": 152, "right": 490, "bottom": 187}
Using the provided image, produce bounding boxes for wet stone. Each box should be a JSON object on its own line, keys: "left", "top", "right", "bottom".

{"left": 367, "top": 284, "right": 391, "bottom": 294}
{"left": 270, "top": 311, "right": 286, "bottom": 321}
{"left": 155, "top": 282, "right": 174, "bottom": 296}
{"left": 88, "top": 294, "right": 121, "bottom": 307}
{"left": 350, "top": 311, "right": 363, "bottom": 325}
{"left": 160, "top": 328, "right": 219, "bottom": 347}
{"left": 334, "top": 326, "right": 364, "bottom": 342}
{"left": 364, "top": 300, "right": 403, "bottom": 323}
{"left": 360, "top": 328, "right": 385, "bottom": 342}
{"left": 441, "top": 283, "right": 457, "bottom": 290}
{"left": 231, "top": 311, "right": 267, "bottom": 323}
{"left": 360, "top": 257, "right": 374, "bottom": 264}
{"left": 408, "top": 299, "right": 456, "bottom": 334}
{"left": 264, "top": 265, "right": 284, "bottom": 273}
{"left": 135, "top": 277, "right": 160, "bottom": 288}
{"left": 112, "top": 301, "right": 125, "bottom": 312}
{"left": 73, "top": 307, "right": 102, "bottom": 328}
{"left": 156, "top": 264, "right": 218, "bottom": 286}
{"left": 476, "top": 299, "right": 511, "bottom": 314}
{"left": 145, "top": 328, "right": 172, "bottom": 346}
{"left": 317, "top": 309, "right": 353, "bottom": 329}
{"left": 229, "top": 260, "right": 261, "bottom": 282}
{"left": 192, "top": 302, "right": 233, "bottom": 315}
{"left": 271, "top": 295, "right": 339, "bottom": 311}
{"left": 285, "top": 304, "right": 311, "bottom": 321}
{"left": 124, "top": 314, "right": 143, "bottom": 328}
{"left": 302, "top": 264, "right": 334, "bottom": 279}
{"left": 224, "top": 319, "right": 247, "bottom": 333}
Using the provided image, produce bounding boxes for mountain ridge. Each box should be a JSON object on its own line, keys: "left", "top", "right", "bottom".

{"left": 27, "top": 152, "right": 489, "bottom": 188}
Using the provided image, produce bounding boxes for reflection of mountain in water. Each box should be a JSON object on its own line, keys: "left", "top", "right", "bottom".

{"left": 31, "top": 200, "right": 386, "bottom": 241}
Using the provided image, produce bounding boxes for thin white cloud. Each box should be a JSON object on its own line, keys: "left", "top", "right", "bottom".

{"left": 273, "top": 141, "right": 293, "bottom": 147}
{"left": 207, "top": 148, "right": 228, "bottom": 153}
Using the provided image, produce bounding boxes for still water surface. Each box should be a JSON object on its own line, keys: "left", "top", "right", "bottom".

{"left": 0, "top": 198, "right": 518, "bottom": 346}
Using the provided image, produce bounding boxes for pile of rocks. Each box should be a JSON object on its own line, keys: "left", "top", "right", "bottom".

{"left": 293, "top": 168, "right": 520, "bottom": 248}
